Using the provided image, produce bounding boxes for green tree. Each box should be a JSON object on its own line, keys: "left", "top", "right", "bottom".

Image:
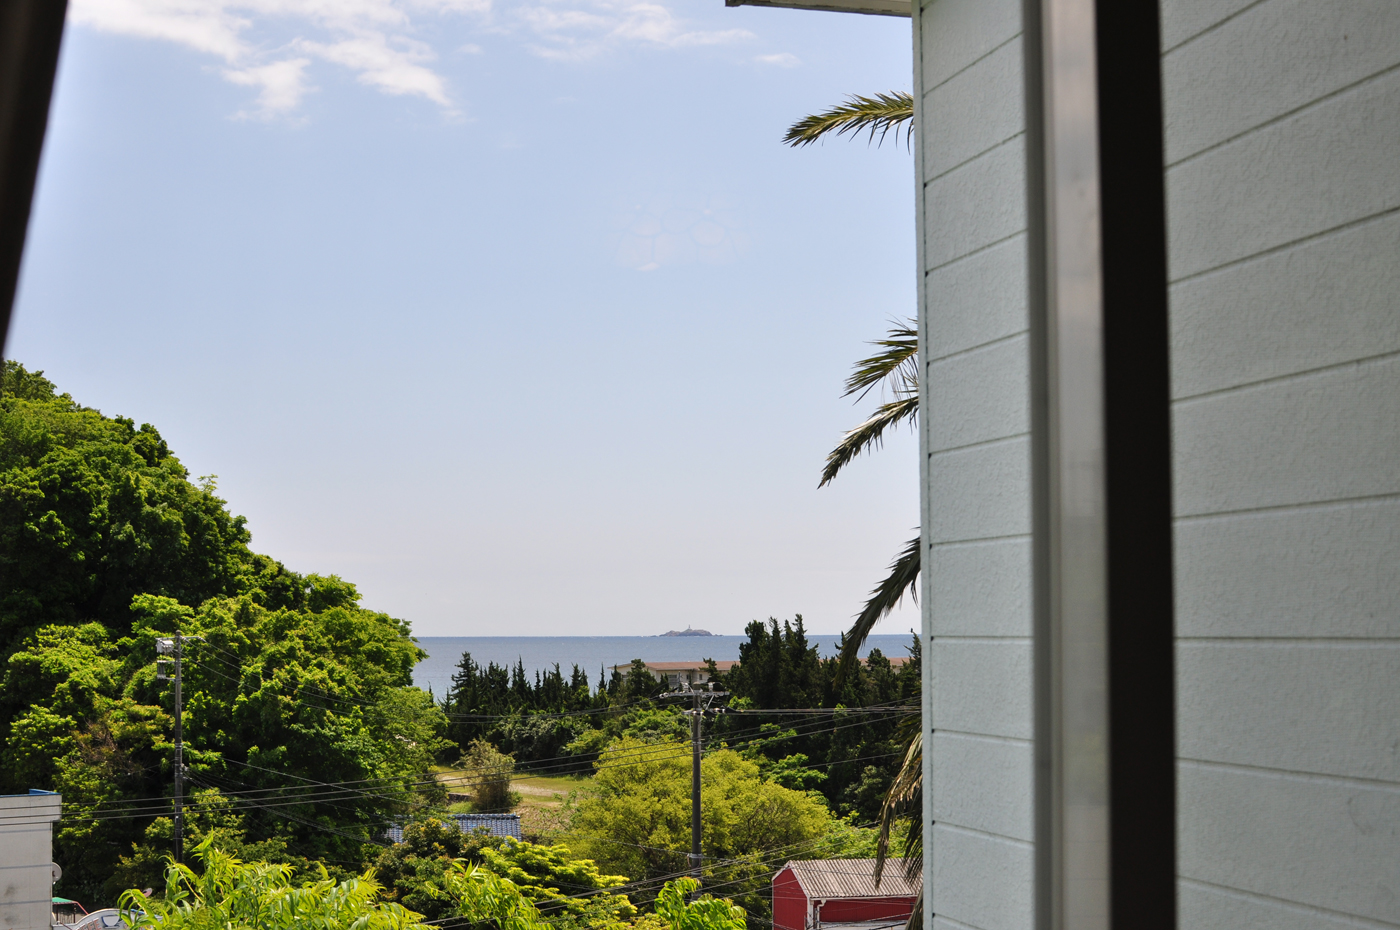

{"left": 0, "top": 364, "right": 447, "bottom": 899}
{"left": 653, "top": 879, "right": 745, "bottom": 930}
{"left": 564, "top": 738, "right": 871, "bottom": 923}
{"left": 118, "top": 840, "right": 421, "bottom": 930}
{"left": 0, "top": 363, "right": 302, "bottom": 654}
{"left": 371, "top": 817, "right": 508, "bottom": 919}
{"left": 458, "top": 738, "right": 518, "bottom": 812}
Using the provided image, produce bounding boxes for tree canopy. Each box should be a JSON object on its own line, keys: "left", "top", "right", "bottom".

{"left": 0, "top": 362, "right": 445, "bottom": 900}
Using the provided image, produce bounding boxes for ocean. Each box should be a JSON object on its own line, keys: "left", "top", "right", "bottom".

{"left": 411, "top": 633, "right": 918, "bottom": 698}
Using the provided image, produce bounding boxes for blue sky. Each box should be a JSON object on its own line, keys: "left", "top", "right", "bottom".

{"left": 10, "top": 0, "right": 917, "bottom": 636}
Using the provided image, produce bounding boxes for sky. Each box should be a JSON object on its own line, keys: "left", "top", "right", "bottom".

{"left": 8, "top": 0, "right": 918, "bottom": 637}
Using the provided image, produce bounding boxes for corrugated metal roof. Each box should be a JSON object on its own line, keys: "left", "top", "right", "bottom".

{"left": 780, "top": 860, "right": 918, "bottom": 899}
{"left": 385, "top": 813, "right": 522, "bottom": 844}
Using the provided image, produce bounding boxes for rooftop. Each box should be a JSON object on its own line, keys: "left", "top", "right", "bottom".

{"left": 779, "top": 859, "right": 918, "bottom": 899}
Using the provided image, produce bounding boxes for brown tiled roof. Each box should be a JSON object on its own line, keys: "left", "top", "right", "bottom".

{"left": 781, "top": 860, "right": 918, "bottom": 899}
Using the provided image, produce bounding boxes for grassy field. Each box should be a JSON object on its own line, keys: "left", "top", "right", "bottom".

{"left": 434, "top": 767, "right": 589, "bottom": 839}
{"left": 512, "top": 773, "right": 588, "bottom": 838}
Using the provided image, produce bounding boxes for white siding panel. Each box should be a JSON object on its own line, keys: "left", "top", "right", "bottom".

{"left": 1174, "top": 498, "right": 1400, "bottom": 640}
{"left": 1163, "top": 0, "right": 1400, "bottom": 163}
{"left": 925, "top": 234, "right": 1027, "bottom": 362}
{"left": 1177, "top": 642, "right": 1400, "bottom": 781}
{"left": 923, "top": 138, "right": 1026, "bottom": 270}
{"left": 918, "top": 0, "right": 1020, "bottom": 91}
{"left": 1165, "top": 70, "right": 1400, "bottom": 281}
{"left": 926, "top": 336, "right": 1029, "bottom": 453}
{"left": 1171, "top": 212, "right": 1400, "bottom": 399}
{"left": 929, "top": 537, "right": 1032, "bottom": 638}
{"left": 931, "top": 732, "right": 1032, "bottom": 842}
{"left": 927, "top": 438, "right": 1031, "bottom": 543}
{"left": 1160, "top": 0, "right": 1258, "bottom": 53}
{"left": 1178, "top": 763, "right": 1400, "bottom": 924}
{"left": 1178, "top": 880, "right": 1400, "bottom": 930}
{"left": 930, "top": 825, "right": 1033, "bottom": 930}
{"left": 931, "top": 640, "right": 1031, "bottom": 740}
{"left": 1172, "top": 354, "right": 1400, "bottom": 517}
{"left": 921, "top": 38, "right": 1023, "bottom": 180}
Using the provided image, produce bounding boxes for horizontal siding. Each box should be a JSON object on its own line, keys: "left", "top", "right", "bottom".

{"left": 924, "top": 234, "right": 1026, "bottom": 362}
{"left": 1170, "top": 211, "right": 1400, "bottom": 400}
{"left": 1177, "top": 642, "right": 1400, "bottom": 781}
{"left": 925, "top": 336, "right": 1029, "bottom": 453}
{"left": 1165, "top": 1, "right": 1400, "bottom": 926}
{"left": 930, "top": 732, "right": 1032, "bottom": 842}
{"left": 927, "top": 438, "right": 1030, "bottom": 543}
{"left": 928, "top": 537, "right": 1031, "bottom": 638}
{"left": 919, "top": 0, "right": 1031, "bottom": 926}
{"left": 1179, "top": 880, "right": 1400, "bottom": 930}
{"left": 929, "top": 825, "right": 1033, "bottom": 930}
{"left": 918, "top": 0, "right": 1019, "bottom": 90}
{"left": 923, "top": 137, "right": 1025, "bottom": 271}
{"left": 921, "top": 38, "right": 1023, "bottom": 179}
{"left": 1160, "top": 0, "right": 1259, "bottom": 52}
{"left": 931, "top": 640, "right": 1031, "bottom": 740}
{"left": 1178, "top": 763, "right": 1400, "bottom": 924}
{"left": 1163, "top": 0, "right": 1400, "bottom": 163}
{"left": 1172, "top": 354, "right": 1400, "bottom": 516}
{"left": 1165, "top": 67, "right": 1400, "bottom": 281}
{"left": 1174, "top": 498, "right": 1400, "bottom": 640}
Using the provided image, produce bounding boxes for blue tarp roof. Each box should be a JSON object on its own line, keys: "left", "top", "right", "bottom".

{"left": 384, "top": 813, "right": 522, "bottom": 844}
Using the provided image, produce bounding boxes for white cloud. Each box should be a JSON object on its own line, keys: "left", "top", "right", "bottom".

{"left": 68, "top": 0, "right": 479, "bottom": 116}
{"left": 67, "top": 0, "right": 756, "bottom": 115}
{"left": 517, "top": 0, "right": 754, "bottom": 61}
{"left": 754, "top": 52, "right": 799, "bottom": 67}
{"left": 225, "top": 58, "right": 313, "bottom": 115}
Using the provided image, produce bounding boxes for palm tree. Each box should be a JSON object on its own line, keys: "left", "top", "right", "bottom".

{"left": 787, "top": 93, "right": 922, "bottom": 925}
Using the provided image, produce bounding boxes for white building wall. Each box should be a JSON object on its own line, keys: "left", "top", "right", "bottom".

{"left": 915, "top": 0, "right": 1034, "bottom": 928}
{"left": 0, "top": 792, "right": 62, "bottom": 930}
{"left": 1162, "top": 2, "right": 1400, "bottom": 927}
{"left": 915, "top": 2, "right": 1400, "bottom": 928}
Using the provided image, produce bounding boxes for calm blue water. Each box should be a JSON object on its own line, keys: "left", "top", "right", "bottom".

{"left": 411, "top": 634, "right": 918, "bottom": 699}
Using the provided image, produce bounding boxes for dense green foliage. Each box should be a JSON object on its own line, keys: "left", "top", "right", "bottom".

{"left": 712, "top": 617, "right": 919, "bottom": 821}
{"left": 442, "top": 619, "right": 917, "bottom": 821}
{"left": 654, "top": 879, "right": 746, "bottom": 930}
{"left": 119, "top": 841, "right": 421, "bottom": 930}
{"left": 443, "top": 655, "right": 668, "bottom": 770}
{"left": 0, "top": 363, "right": 446, "bottom": 900}
{"left": 563, "top": 737, "right": 876, "bottom": 923}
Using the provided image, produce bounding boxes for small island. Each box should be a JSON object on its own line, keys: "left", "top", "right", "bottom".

{"left": 659, "top": 626, "right": 714, "bottom": 637}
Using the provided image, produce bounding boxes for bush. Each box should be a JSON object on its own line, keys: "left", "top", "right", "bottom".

{"left": 459, "top": 739, "right": 518, "bottom": 812}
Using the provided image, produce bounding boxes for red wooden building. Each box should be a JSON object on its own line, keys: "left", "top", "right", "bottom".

{"left": 772, "top": 860, "right": 917, "bottom": 930}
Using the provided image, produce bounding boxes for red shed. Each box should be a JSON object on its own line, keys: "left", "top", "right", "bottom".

{"left": 772, "top": 860, "right": 916, "bottom": 930}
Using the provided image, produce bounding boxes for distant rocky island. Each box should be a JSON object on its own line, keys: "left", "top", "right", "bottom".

{"left": 659, "top": 627, "right": 714, "bottom": 637}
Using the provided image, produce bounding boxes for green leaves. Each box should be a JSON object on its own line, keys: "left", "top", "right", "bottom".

{"left": 119, "top": 840, "right": 422, "bottom": 930}
{"left": 654, "top": 879, "right": 746, "bottom": 930}
{"left": 783, "top": 93, "right": 915, "bottom": 149}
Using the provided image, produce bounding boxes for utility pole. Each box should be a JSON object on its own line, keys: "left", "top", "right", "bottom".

{"left": 681, "top": 683, "right": 727, "bottom": 889}
{"left": 156, "top": 632, "right": 200, "bottom": 864}
{"left": 690, "top": 688, "right": 701, "bottom": 883}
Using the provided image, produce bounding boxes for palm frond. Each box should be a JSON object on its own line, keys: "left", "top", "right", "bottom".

{"left": 843, "top": 322, "right": 918, "bottom": 403}
{"left": 835, "top": 535, "right": 921, "bottom": 686}
{"left": 820, "top": 396, "right": 919, "bottom": 488}
{"left": 783, "top": 92, "right": 915, "bottom": 149}
{"left": 873, "top": 725, "right": 921, "bottom": 888}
